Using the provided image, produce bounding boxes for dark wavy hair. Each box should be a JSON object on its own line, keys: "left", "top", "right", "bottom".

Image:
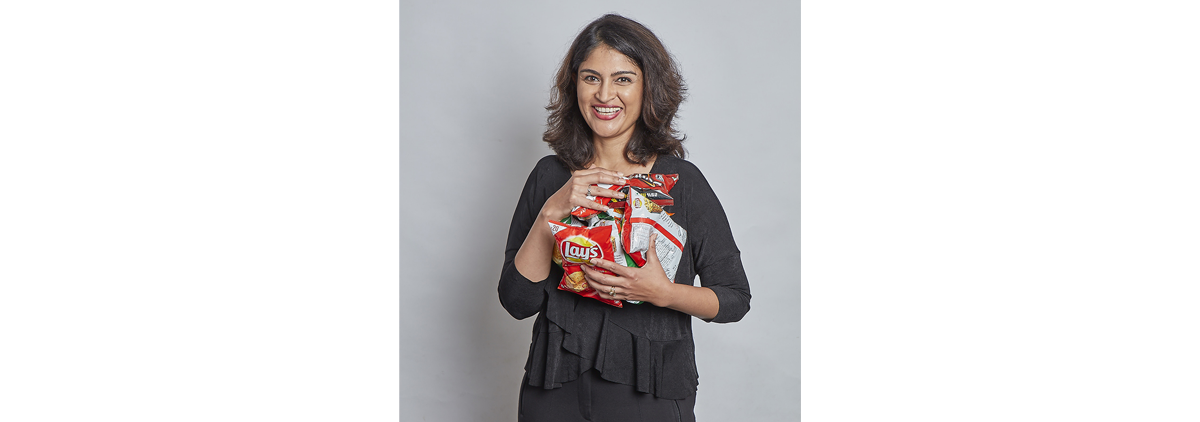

{"left": 544, "top": 14, "right": 687, "bottom": 171}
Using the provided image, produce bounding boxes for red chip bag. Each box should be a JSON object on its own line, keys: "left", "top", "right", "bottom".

{"left": 625, "top": 173, "right": 678, "bottom": 207}
{"left": 626, "top": 173, "right": 678, "bottom": 193}
{"left": 558, "top": 266, "right": 622, "bottom": 307}
{"left": 569, "top": 173, "right": 678, "bottom": 219}
{"left": 569, "top": 183, "right": 624, "bottom": 220}
{"left": 547, "top": 221, "right": 623, "bottom": 307}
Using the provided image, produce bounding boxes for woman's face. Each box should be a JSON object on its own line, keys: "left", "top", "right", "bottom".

{"left": 576, "top": 44, "right": 643, "bottom": 145}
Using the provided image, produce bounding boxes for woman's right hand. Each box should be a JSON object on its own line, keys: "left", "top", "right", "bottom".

{"left": 539, "top": 166, "right": 627, "bottom": 222}
{"left": 515, "top": 165, "right": 627, "bottom": 283}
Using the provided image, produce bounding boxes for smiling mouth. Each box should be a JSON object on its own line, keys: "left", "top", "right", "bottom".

{"left": 592, "top": 106, "right": 621, "bottom": 120}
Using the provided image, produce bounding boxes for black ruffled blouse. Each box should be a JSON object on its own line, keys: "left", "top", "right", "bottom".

{"left": 498, "top": 155, "right": 751, "bottom": 400}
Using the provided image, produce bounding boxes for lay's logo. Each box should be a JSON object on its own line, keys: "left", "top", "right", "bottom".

{"left": 560, "top": 235, "right": 602, "bottom": 264}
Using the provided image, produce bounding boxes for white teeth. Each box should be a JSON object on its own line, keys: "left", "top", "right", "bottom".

{"left": 594, "top": 106, "right": 620, "bottom": 113}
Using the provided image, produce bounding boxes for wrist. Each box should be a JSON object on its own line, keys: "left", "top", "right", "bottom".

{"left": 539, "top": 207, "right": 564, "bottom": 223}
{"left": 651, "top": 282, "right": 679, "bottom": 308}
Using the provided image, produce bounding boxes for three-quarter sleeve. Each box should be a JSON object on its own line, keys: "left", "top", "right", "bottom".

{"left": 507, "top": 155, "right": 748, "bottom": 401}
{"left": 498, "top": 160, "right": 556, "bottom": 320}
{"left": 684, "top": 165, "right": 752, "bottom": 323}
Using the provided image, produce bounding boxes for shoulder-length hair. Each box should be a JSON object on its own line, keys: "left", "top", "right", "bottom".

{"left": 544, "top": 14, "right": 687, "bottom": 171}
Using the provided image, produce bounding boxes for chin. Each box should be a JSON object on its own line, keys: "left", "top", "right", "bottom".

{"left": 590, "top": 124, "right": 632, "bottom": 140}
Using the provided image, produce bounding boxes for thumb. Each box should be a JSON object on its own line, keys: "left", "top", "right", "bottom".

{"left": 645, "top": 232, "right": 660, "bottom": 265}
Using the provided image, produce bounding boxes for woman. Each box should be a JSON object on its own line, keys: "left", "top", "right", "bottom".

{"left": 498, "top": 14, "right": 750, "bottom": 422}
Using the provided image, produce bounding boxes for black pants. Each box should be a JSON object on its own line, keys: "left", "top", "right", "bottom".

{"left": 518, "top": 370, "right": 697, "bottom": 422}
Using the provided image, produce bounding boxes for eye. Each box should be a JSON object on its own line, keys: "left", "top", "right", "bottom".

{"left": 617, "top": 77, "right": 633, "bottom": 83}
{"left": 581, "top": 75, "right": 599, "bottom": 83}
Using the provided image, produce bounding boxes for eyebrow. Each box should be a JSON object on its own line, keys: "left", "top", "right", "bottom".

{"left": 580, "top": 68, "right": 638, "bottom": 77}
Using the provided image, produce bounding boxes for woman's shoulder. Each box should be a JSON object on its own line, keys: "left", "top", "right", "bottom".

{"left": 653, "top": 155, "right": 706, "bottom": 179}
{"left": 519, "top": 155, "right": 572, "bottom": 192}
{"left": 535, "top": 154, "right": 561, "bottom": 168}
{"left": 529, "top": 154, "right": 570, "bottom": 178}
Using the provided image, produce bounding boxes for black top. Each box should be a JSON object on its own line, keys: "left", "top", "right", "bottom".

{"left": 498, "top": 155, "right": 751, "bottom": 400}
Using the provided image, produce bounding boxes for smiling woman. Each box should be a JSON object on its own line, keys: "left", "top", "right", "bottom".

{"left": 543, "top": 14, "right": 687, "bottom": 173}
{"left": 577, "top": 46, "right": 643, "bottom": 145}
{"left": 498, "top": 14, "right": 751, "bottom": 422}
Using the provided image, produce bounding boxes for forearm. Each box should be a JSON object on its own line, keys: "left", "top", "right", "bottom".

{"left": 662, "top": 284, "right": 719, "bottom": 320}
{"left": 513, "top": 212, "right": 554, "bottom": 282}
{"left": 499, "top": 211, "right": 554, "bottom": 320}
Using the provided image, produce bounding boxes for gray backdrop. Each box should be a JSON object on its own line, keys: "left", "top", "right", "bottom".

{"left": 400, "top": 2, "right": 800, "bottom": 420}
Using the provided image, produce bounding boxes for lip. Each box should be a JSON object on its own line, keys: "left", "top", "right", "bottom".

{"left": 591, "top": 105, "right": 622, "bottom": 121}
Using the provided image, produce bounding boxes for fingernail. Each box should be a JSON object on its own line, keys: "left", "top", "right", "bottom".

{"left": 616, "top": 193, "right": 625, "bottom": 198}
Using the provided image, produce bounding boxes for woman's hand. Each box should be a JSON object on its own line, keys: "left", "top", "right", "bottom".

{"left": 539, "top": 166, "right": 627, "bottom": 222}
{"left": 583, "top": 232, "right": 721, "bottom": 319}
{"left": 514, "top": 165, "right": 627, "bottom": 283}
{"left": 581, "top": 232, "right": 676, "bottom": 307}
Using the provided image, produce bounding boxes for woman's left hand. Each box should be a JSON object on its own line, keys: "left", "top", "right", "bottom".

{"left": 581, "top": 232, "right": 675, "bottom": 307}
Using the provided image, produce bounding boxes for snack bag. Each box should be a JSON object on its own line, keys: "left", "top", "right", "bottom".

{"left": 620, "top": 188, "right": 687, "bottom": 282}
{"left": 625, "top": 173, "right": 679, "bottom": 193}
{"left": 591, "top": 218, "right": 627, "bottom": 266}
{"left": 551, "top": 216, "right": 576, "bottom": 266}
{"left": 590, "top": 216, "right": 645, "bottom": 305}
{"left": 569, "top": 173, "right": 679, "bottom": 219}
{"left": 547, "top": 221, "right": 623, "bottom": 307}
{"left": 624, "top": 173, "right": 679, "bottom": 207}
{"left": 570, "top": 183, "right": 625, "bottom": 220}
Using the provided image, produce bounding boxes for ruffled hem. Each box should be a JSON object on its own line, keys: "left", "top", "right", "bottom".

{"left": 523, "top": 313, "right": 699, "bottom": 400}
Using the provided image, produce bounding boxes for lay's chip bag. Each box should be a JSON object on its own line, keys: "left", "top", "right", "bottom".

{"left": 547, "top": 221, "right": 623, "bottom": 307}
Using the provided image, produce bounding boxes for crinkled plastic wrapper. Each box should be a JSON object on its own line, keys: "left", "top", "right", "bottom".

{"left": 548, "top": 221, "right": 624, "bottom": 307}
{"left": 621, "top": 189, "right": 686, "bottom": 282}
{"left": 556, "top": 173, "right": 687, "bottom": 307}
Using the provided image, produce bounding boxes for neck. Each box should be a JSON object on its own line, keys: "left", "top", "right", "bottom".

{"left": 589, "top": 135, "right": 655, "bottom": 175}
{"left": 590, "top": 136, "right": 629, "bottom": 170}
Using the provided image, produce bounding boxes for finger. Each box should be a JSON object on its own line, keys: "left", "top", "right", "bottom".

{"left": 585, "top": 276, "right": 623, "bottom": 301}
{"left": 581, "top": 265, "right": 619, "bottom": 289}
{"left": 589, "top": 258, "right": 632, "bottom": 277}
{"left": 584, "top": 274, "right": 605, "bottom": 294}
{"left": 573, "top": 166, "right": 604, "bottom": 176}
{"left": 645, "top": 232, "right": 660, "bottom": 265}
{"left": 572, "top": 186, "right": 622, "bottom": 213}
{"left": 572, "top": 188, "right": 612, "bottom": 212}
{"left": 574, "top": 166, "right": 623, "bottom": 179}
{"left": 571, "top": 176, "right": 624, "bottom": 197}
{"left": 571, "top": 168, "right": 615, "bottom": 181}
{"left": 586, "top": 185, "right": 627, "bottom": 201}
{"left": 579, "top": 172, "right": 626, "bottom": 187}
{"left": 584, "top": 165, "right": 625, "bottom": 178}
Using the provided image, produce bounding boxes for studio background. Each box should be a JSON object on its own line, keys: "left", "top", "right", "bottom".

{"left": 400, "top": 2, "right": 800, "bottom": 421}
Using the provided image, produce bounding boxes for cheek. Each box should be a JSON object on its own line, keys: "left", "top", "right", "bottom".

{"left": 623, "top": 92, "right": 644, "bottom": 113}
{"left": 577, "top": 91, "right": 590, "bottom": 112}
{"left": 626, "top": 86, "right": 644, "bottom": 109}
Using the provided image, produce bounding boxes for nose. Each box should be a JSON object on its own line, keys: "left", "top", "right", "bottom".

{"left": 595, "top": 80, "right": 615, "bottom": 103}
